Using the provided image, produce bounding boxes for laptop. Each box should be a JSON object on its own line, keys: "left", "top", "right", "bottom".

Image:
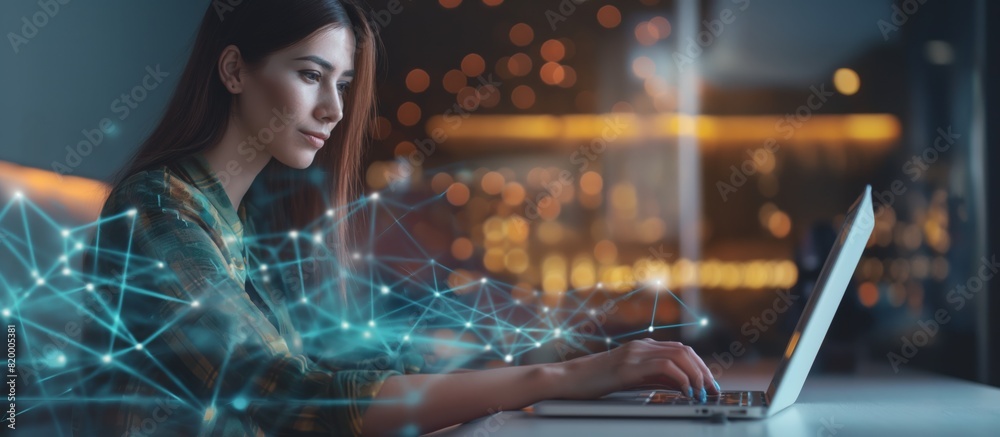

{"left": 534, "top": 185, "right": 875, "bottom": 419}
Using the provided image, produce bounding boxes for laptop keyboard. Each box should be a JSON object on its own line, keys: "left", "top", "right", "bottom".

{"left": 638, "top": 390, "right": 755, "bottom": 406}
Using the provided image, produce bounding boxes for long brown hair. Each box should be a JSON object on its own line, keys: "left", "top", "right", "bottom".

{"left": 112, "top": 0, "right": 380, "bottom": 305}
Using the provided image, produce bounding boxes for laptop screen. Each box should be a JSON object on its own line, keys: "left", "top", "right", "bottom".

{"left": 764, "top": 185, "right": 874, "bottom": 415}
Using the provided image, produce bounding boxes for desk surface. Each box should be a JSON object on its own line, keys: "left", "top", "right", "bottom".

{"left": 429, "top": 365, "right": 1000, "bottom": 437}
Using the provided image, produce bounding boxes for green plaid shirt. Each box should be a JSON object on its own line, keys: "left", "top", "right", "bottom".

{"left": 72, "top": 152, "right": 410, "bottom": 436}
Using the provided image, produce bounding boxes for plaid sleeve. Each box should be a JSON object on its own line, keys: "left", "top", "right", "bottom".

{"left": 105, "top": 176, "right": 400, "bottom": 436}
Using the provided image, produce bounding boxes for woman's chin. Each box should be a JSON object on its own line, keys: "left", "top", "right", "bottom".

{"left": 274, "top": 152, "right": 318, "bottom": 169}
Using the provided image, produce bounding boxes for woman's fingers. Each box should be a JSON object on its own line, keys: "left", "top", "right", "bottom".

{"left": 637, "top": 358, "right": 691, "bottom": 396}
{"left": 665, "top": 347, "right": 706, "bottom": 400}
{"left": 684, "top": 346, "right": 721, "bottom": 394}
{"left": 613, "top": 339, "right": 720, "bottom": 400}
{"left": 640, "top": 341, "right": 715, "bottom": 398}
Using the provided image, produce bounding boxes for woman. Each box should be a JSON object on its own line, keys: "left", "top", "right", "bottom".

{"left": 71, "top": 1, "right": 720, "bottom": 435}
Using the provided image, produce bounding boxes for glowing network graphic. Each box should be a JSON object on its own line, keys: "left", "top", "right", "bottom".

{"left": 0, "top": 187, "right": 706, "bottom": 433}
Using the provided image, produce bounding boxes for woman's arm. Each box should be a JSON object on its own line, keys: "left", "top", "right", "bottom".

{"left": 361, "top": 338, "right": 721, "bottom": 435}
{"left": 95, "top": 180, "right": 404, "bottom": 436}
{"left": 361, "top": 363, "right": 560, "bottom": 435}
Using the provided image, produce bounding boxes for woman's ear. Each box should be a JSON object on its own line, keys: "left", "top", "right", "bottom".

{"left": 218, "top": 44, "right": 246, "bottom": 94}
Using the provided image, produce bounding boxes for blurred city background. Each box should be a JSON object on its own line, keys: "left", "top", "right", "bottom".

{"left": 1, "top": 0, "right": 997, "bottom": 405}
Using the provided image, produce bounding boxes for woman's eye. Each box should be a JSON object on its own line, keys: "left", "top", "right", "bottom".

{"left": 337, "top": 82, "right": 352, "bottom": 93}
{"left": 300, "top": 71, "right": 321, "bottom": 82}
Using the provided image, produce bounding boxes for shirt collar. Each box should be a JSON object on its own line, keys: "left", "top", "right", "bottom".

{"left": 175, "top": 151, "right": 247, "bottom": 236}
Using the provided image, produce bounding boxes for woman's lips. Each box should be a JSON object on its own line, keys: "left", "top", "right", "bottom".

{"left": 300, "top": 131, "right": 326, "bottom": 148}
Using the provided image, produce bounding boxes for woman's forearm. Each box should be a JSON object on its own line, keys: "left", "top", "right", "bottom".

{"left": 359, "top": 339, "right": 723, "bottom": 435}
{"left": 360, "top": 363, "right": 564, "bottom": 435}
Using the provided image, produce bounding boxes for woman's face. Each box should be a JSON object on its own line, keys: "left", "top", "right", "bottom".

{"left": 228, "top": 25, "right": 356, "bottom": 169}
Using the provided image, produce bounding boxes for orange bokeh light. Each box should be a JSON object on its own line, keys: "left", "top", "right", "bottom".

{"left": 461, "top": 53, "right": 486, "bottom": 77}
{"left": 509, "top": 23, "right": 534, "bottom": 47}
{"left": 446, "top": 182, "right": 470, "bottom": 206}
{"left": 406, "top": 69, "right": 430, "bottom": 93}
{"left": 396, "top": 102, "right": 422, "bottom": 126}
{"left": 540, "top": 39, "right": 566, "bottom": 62}
{"left": 597, "top": 5, "right": 621, "bottom": 28}
{"left": 511, "top": 85, "right": 536, "bottom": 109}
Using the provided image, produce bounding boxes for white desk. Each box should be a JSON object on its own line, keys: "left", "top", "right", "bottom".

{"left": 428, "top": 364, "right": 1000, "bottom": 437}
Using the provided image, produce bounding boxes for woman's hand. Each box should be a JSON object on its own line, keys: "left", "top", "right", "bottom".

{"left": 547, "top": 338, "right": 721, "bottom": 402}
{"left": 363, "top": 339, "right": 721, "bottom": 435}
